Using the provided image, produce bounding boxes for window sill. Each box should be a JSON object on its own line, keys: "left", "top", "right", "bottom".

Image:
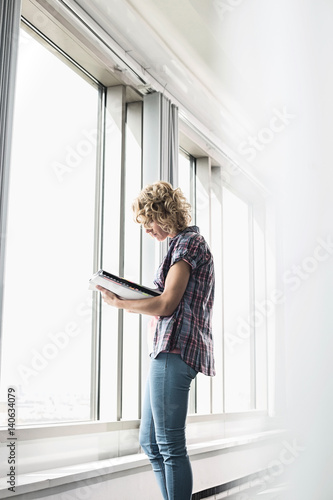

{"left": 0, "top": 409, "right": 271, "bottom": 442}
{"left": 0, "top": 429, "right": 285, "bottom": 498}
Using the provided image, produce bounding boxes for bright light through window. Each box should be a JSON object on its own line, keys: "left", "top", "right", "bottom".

{"left": 0, "top": 28, "right": 99, "bottom": 425}
{"left": 223, "top": 187, "right": 252, "bottom": 411}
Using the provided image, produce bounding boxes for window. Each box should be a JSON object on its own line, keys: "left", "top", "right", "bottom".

{"left": 122, "top": 102, "right": 143, "bottom": 420}
{"left": 222, "top": 187, "right": 252, "bottom": 411}
{"left": 210, "top": 168, "right": 223, "bottom": 413}
{"left": 195, "top": 159, "right": 213, "bottom": 413}
{"left": 222, "top": 186, "right": 268, "bottom": 412}
{"left": 0, "top": 27, "right": 100, "bottom": 425}
{"left": 177, "top": 149, "right": 197, "bottom": 413}
{"left": 178, "top": 149, "right": 195, "bottom": 215}
{"left": 178, "top": 152, "right": 269, "bottom": 415}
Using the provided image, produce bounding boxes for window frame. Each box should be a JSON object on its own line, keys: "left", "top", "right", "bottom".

{"left": 178, "top": 145, "right": 271, "bottom": 416}
{"left": 220, "top": 183, "right": 257, "bottom": 412}
{"left": 0, "top": 19, "right": 105, "bottom": 426}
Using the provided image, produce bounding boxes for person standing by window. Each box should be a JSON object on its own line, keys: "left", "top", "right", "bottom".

{"left": 97, "top": 181, "right": 215, "bottom": 500}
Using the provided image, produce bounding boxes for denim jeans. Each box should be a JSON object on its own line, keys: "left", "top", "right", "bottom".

{"left": 139, "top": 353, "right": 198, "bottom": 500}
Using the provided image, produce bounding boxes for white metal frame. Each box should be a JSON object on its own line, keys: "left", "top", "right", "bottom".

{"left": 0, "top": 0, "right": 22, "bottom": 365}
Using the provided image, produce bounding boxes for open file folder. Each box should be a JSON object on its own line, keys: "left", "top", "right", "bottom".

{"left": 89, "top": 269, "right": 162, "bottom": 300}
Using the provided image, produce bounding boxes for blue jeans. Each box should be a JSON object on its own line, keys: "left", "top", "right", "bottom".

{"left": 139, "top": 353, "right": 197, "bottom": 500}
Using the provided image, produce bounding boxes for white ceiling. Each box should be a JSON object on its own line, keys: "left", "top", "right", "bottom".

{"left": 74, "top": 0, "right": 271, "bottom": 136}
{"left": 72, "top": 0, "right": 333, "bottom": 195}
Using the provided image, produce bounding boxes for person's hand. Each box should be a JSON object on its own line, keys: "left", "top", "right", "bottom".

{"left": 95, "top": 286, "right": 136, "bottom": 312}
{"left": 96, "top": 285, "right": 120, "bottom": 308}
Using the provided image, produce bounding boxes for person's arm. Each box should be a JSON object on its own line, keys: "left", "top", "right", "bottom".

{"left": 96, "top": 260, "right": 191, "bottom": 317}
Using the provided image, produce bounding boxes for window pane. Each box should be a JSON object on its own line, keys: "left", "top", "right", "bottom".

{"left": 178, "top": 150, "right": 196, "bottom": 413}
{"left": 223, "top": 187, "right": 251, "bottom": 412}
{"left": 0, "top": 28, "right": 99, "bottom": 425}
{"left": 195, "top": 166, "right": 211, "bottom": 414}
{"left": 122, "top": 102, "right": 142, "bottom": 420}
{"left": 210, "top": 170, "right": 223, "bottom": 413}
{"left": 253, "top": 217, "right": 268, "bottom": 410}
{"left": 178, "top": 151, "right": 191, "bottom": 203}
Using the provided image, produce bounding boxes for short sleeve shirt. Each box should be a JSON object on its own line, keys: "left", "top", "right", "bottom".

{"left": 152, "top": 226, "right": 215, "bottom": 376}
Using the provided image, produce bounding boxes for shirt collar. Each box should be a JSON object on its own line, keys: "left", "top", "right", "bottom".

{"left": 170, "top": 225, "right": 200, "bottom": 243}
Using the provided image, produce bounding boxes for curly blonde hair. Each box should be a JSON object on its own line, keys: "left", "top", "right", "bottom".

{"left": 132, "top": 181, "right": 192, "bottom": 234}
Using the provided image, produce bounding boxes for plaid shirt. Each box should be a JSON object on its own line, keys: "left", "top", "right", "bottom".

{"left": 152, "top": 226, "right": 215, "bottom": 376}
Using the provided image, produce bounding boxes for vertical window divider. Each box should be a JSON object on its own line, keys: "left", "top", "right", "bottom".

{"left": 123, "top": 99, "right": 143, "bottom": 420}
{"left": 191, "top": 156, "right": 198, "bottom": 414}
{"left": 90, "top": 85, "right": 107, "bottom": 421}
{"left": 220, "top": 183, "right": 226, "bottom": 414}
{"left": 190, "top": 155, "right": 196, "bottom": 222}
{"left": 263, "top": 209, "right": 271, "bottom": 415}
{"left": 138, "top": 107, "right": 144, "bottom": 421}
{"left": 209, "top": 170, "right": 214, "bottom": 416}
{"left": 248, "top": 205, "right": 257, "bottom": 410}
{"left": 196, "top": 156, "right": 213, "bottom": 414}
{"left": 117, "top": 87, "right": 127, "bottom": 421}
{"left": 0, "top": 0, "right": 21, "bottom": 354}
{"left": 138, "top": 220, "right": 143, "bottom": 420}
{"left": 99, "top": 85, "right": 126, "bottom": 422}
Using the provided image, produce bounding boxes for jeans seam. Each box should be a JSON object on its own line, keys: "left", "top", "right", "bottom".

{"left": 162, "top": 355, "right": 169, "bottom": 499}
{"left": 149, "top": 382, "right": 168, "bottom": 499}
{"left": 164, "top": 353, "right": 177, "bottom": 499}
